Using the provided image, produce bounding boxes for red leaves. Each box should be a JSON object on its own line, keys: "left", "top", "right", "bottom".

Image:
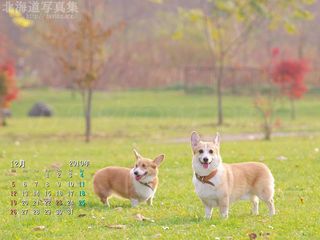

{"left": 1, "top": 61, "right": 15, "bottom": 78}
{"left": 270, "top": 49, "right": 310, "bottom": 99}
{"left": 0, "top": 61, "right": 19, "bottom": 108}
{"left": 271, "top": 47, "right": 280, "bottom": 58}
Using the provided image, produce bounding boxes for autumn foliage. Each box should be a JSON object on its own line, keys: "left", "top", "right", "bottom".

{"left": 41, "top": 11, "right": 123, "bottom": 142}
{"left": 269, "top": 48, "right": 310, "bottom": 119}
{"left": 271, "top": 57, "right": 309, "bottom": 100}
{"left": 0, "top": 61, "right": 19, "bottom": 110}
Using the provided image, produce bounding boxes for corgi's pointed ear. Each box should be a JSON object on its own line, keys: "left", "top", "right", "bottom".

{"left": 153, "top": 154, "right": 165, "bottom": 166}
{"left": 214, "top": 132, "right": 220, "bottom": 146}
{"left": 133, "top": 149, "right": 142, "bottom": 160}
{"left": 191, "top": 131, "right": 200, "bottom": 148}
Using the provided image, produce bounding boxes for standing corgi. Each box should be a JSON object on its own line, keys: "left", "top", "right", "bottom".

{"left": 93, "top": 149, "right": 164, "bottom": 207}
{"left": 190, "top": 131, "right": 275, "bottom": 219}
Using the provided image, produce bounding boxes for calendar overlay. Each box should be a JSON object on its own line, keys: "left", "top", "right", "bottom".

{"left": 10, "top": 160, "right": 90, "bottom": 216}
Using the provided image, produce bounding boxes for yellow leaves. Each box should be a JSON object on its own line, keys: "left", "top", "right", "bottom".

{"left": 148, "top": 0, "right": 163, "bottom": 3}
{"left": 215, "top": 0, "right": 235, "bottom": 13}
{"left": 172, "top": 8, "right": 204, "bottom": 41}
{"left": 171, "top": 30, "right": 183, "bottom": 40}
{"left": 284, "top": 21, "right": 297, "bottom": 34}
{"left": 8, "top": 8, "right": 21, "bottom": 18}
{"left": 235, "top": 9, "right": 246, "bottom": 22}
{"left": 188, "top": 9, "right": 204, "bottom": 22}
{"left": 12, "top": 17, "right": 33, "bottom": 28}
{"left": 211, "top": 28, "right": 220, "bottom": 42}
{"left": 293, "top": 9, "right": 314, "bottom": 21}
{"left": 177, "top": 7, "right": 203, "bottom": 22}
{"left": 206, "top": 20, "right": 221, "bottom": 42}
{"left": 302, "top": 0, "right": 315, "bottom": 4}
{"left": 7, "top": 7, "right": 33, "bottom": 28}
{"left": 268, "top": 15, "right": 280, "bottom": 31}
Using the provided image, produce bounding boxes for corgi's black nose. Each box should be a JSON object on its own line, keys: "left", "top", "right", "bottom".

{"left": 134, "top": 171, "right": 139, "bottom": 175}
{"left": 203, "top": 157, "right": 209, "bottom": 163}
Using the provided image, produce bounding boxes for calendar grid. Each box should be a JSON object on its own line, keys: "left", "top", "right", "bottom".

{"left": 9, "top": 160, "right": 89, "bottom": 216}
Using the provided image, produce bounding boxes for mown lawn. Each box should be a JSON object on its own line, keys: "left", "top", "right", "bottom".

{"left": 1, "top": 89, "right": 320, "bottom": 239}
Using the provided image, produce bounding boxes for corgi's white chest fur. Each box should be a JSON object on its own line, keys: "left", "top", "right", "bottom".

{"left": 193, "top": 166, "right": 224, "bottom": 207}
{"left": 131, "top": 171, "right": 155, "bottom": 201}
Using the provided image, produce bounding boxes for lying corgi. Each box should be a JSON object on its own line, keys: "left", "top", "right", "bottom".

{"left": 191, "top": 131, "right": 275, "bottom": 219}
{"left": 93, "top": 149, "right": 164, "bottom": 207}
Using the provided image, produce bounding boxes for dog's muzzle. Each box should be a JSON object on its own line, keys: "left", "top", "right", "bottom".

{"left": 134, "top": 171, "right": 148, "bottom": 181}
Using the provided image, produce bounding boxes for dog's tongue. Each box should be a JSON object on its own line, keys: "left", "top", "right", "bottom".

{"left": 203, "top": 163, "right": 209, "bottom": 169}
{"left": 135, "top": 175, "right": 142, "bottom": 181}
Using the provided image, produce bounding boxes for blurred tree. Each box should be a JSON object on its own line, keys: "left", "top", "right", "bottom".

{"left": 41, "top": 9, "right": 123, "bottom": 142}
{"left": 0, "top": 61, "right": 19, "bottom": 126}
{"left": 172, "top": 0, "right": 314, "bottom": 125}
{"left": 254, "top": 96, "right": 274, "bottom": 140}
{"left": 271, "top": 53, "right": 310, "bottom": 119}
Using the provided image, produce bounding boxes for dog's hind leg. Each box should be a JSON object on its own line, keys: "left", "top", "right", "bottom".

{"left": 258, "top": 186, "right": 275, "bottom": 216}
{"left": 251, "top": 195, "right": 259, "bottom": 215}
{"left": 104, "top": 197, "right": 110, "bottom": 207}
{"left": 99, "top": 190, "right": 111, "bottom": 207}
{"left": 265, "top": 198, "right": 275, "bottom": 216}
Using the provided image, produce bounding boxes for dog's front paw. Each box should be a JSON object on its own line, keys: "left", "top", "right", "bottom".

{"left": 131, "top": 199, "right": 139, "bottom": 207}
{"left": 220, "top": 212, "right": 228, "bottom": 219}
{"left": 205, "top": 206, "right": 212, "bottom": 219}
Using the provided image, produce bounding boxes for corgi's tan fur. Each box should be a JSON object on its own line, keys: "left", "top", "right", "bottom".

{"left": 93, "top": 149, "right": 164, "bottom": 207}
{"left": 191, "top": 131, "right": 275, "bottom": 219}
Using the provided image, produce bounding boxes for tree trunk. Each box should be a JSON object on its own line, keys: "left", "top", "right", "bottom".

{"left": 2, "top": 116, "right": 6, "bottom": 126}
{"left": 0, "top": 109, "right": 6, "bottom": 126}
{"left": 298, "top": 34, "right": 304, "bottom": 59}
{"left": 216, "top": 60, "right": 224, "bottom": 125}
{"left": 203, "top": 17, "right": 224, "bottom": 125}
{"left": 84, "top": 88, "right": 93, "bottom": 142}
{"left": 264, "top": 117, "right": 272, "bottom": 140}
{"left": 0, "top": 109, "right": 3, "bottom": 126}
{"left": 264, "top": 124, "right": 271, "bottom": 140}
{"left": 290, "top": 98, "right": 296, "bottom": 120}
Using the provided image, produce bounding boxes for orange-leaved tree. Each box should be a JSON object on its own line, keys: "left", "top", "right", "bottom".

{"left": 0, "top": 61, "right": 19, "bottom": 126}
{"left": 41, "top": 10, "right": 124, "bottom": 142}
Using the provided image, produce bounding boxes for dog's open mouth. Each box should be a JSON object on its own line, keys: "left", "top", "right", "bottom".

{"left": 135, "top": 171, "right": 148, "bottom": 181}
{"left": 202, "top": 162, "right": 209, "bottom": 169}
{"left": 199, "top": 161, "right": 211, "bottom": 169}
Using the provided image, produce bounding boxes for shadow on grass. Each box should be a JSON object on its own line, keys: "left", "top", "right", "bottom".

{"left": 88, "top": 200, "right": 133, "bottom": 210}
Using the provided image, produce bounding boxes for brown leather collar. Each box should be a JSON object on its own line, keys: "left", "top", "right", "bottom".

{"left": 195, "top": 169, "right": 218, "bottom": 187}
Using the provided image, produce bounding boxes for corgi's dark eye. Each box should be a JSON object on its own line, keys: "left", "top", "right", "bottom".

{"left": 199, "top": 149, "right": 203, "bottom": 154}
{"left": 135, "top": 164, "right": 138, "bottom": 168}
{"left": 142, "top": 164, "right": 146, "bottom": 168}
{"left": 209, "top": 149, "right": 213, "bottom": 154}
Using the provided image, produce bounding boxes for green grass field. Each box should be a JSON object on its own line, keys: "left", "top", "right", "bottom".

{"left": 1, "top": 89, "right": 320, "bottom": 239}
